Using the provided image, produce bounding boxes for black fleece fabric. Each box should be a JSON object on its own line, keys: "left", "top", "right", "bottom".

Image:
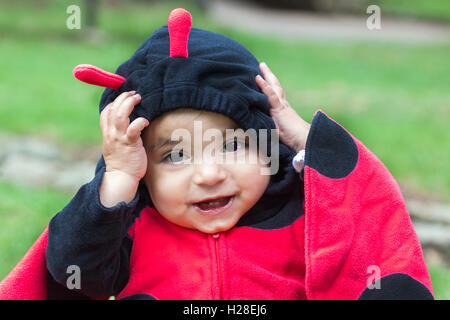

{"left": 97, "top": 25, "right": 303, "bottom": 229}
{"left": 46, "top": 24, "right": 305, "bottom": 298}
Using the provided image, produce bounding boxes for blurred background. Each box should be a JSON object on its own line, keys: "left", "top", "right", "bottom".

{"left": 0, "top": 0, "right": 449, "bottom": 299}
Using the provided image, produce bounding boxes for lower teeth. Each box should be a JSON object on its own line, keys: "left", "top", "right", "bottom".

{"left": 197, "top": 197, "right": 230, "bottom": 210}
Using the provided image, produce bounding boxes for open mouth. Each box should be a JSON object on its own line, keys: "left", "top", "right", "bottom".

{"left": 192, "top": 196, "right": 234, "bottom": 215}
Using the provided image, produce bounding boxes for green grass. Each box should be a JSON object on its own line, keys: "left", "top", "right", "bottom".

{"left": 1, "top": 0, "right": 449, "bottom": 200}
{"left": 0, "top": 180, "right": 71, "bottom": 280}
{"left": 0, "top": 179, "right": 449, "bottom": 300}
{"left": 0, "top": 0, "right": 449, "bottom": 299}
{"left": 231, "top": 36, "right": 450, "bottom": 201}
{"left": 377, "top": 0, "right": 450, "bottom": 22}
{"left": 429, "top": 264, "right": 450, "bottom": 300}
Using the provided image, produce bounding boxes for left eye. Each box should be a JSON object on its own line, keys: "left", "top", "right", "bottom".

{"left": 163, "top": 150, "right": 190, "bottom": 163}
{"left": 223, "top": 139, "right": 245, "bottom": 152}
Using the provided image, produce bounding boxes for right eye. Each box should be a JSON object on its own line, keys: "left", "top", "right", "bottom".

{"left": 163, "top": 150, "right": 189, "bottom": 164}
{"left": 222, "top": 138, "right": 246, "bottom": 153}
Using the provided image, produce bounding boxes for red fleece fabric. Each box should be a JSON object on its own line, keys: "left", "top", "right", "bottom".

{"left": 73, "top": 64, "right": 126, "bottom": 90}
{"left": 303, "top": 112, "right": 434, "bottom": 299}
{"left": 168, "top": 8, "right": 192, "bottom": 58}
{"left": 0, "top": 228, "right": 48, "bottom": 300}
{"left": 0, "top": 112, "right": 433, "bottom": 300}
{"left": 117, "top": 207, "right": 306, "bottom": 300}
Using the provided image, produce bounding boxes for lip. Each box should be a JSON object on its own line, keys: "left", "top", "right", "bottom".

{"left": 192, "top": 194, "right": 235, "bottom": 204}
{"left": 192, "top": 196, "right": 234, "bottom": 215}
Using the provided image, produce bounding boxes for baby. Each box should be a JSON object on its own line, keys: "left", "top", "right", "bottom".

{"left": 98, "top": 67, "right": 309, "bottom": 235}
{"left": 42, "top": 9, "right": 433, "bottom": 300}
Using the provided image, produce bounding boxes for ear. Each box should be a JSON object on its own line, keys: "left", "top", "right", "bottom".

{"left": 73, "top": 64, "right": 126, "bottom": 90}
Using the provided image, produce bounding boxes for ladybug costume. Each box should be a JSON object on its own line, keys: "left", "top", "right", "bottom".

{"left": 0, "top": 9, "right": 433, "bottom": 300}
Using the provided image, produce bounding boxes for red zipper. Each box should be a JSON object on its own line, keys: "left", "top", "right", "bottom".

{"left": 212, "top": 233, "right": 223, "bottom": 300}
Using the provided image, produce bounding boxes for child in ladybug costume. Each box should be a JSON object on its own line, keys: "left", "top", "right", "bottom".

{"left": 0, "top": 8, "right": 433, "bottom": 300}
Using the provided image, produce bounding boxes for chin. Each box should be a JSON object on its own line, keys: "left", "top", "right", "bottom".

{"left": 196, "top": 218, "right": 238, "bottom": 234}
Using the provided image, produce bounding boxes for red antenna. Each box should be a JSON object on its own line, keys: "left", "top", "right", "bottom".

{"left": 73, "top": 8, "right": 193, "bottom": 89}
{"left": 168, "top": 8, "right": 192, "bottom": 58}
{"left": 73, "top": 64, "right": 126, "bottom": 90}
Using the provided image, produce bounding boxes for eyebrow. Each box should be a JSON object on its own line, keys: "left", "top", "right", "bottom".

{"left": 148, "top": 127, "right": 240, "bottom": 152}
{"left": 148, "top": 138, "right": 180, "bottom": 152}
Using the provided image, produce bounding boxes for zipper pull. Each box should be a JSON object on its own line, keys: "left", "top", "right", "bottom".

{"left": 212, "top": 233, "right": 220, "bottom": 240}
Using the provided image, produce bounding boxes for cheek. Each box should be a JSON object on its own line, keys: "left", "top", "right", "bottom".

{"left": 144, "top": 164, "right": 188, "bottom": 211}
{"left": 234, "top": 163, "right": 270, "bottom": 199}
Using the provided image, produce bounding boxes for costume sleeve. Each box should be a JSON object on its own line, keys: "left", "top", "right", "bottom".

{"left": 45, "top": 157, "right": 138, "bottom": 298}
{"left": 303, "top": 110, "right": 434, "bottom": 300}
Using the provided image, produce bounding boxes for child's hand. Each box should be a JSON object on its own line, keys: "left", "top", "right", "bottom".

{"left": 255, "top": 62, "right": 310, "bottom": 152}
{"left": 99, "top": 91, "right": 150, "bottom": 207}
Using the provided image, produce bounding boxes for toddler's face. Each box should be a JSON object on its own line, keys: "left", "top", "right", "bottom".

{"left": 142, "top": 108, "right": 270, "bottom": 234}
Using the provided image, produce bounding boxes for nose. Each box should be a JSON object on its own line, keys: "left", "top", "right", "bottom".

{"left": 192, "top": 161, "right": 227, "bottom": 186}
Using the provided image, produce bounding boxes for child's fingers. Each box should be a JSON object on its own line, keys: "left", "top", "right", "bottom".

{"left": 259, "top": 62, "right": 286, "bottom": 100}
{"left": 259, "top": 62, "right": 280, "bottom": 87}
{"left": 255, "top": 74, "right": 283, "bottom": 112}
{"left": 100, "top": 103, "right": 111, "bottom": 133}
{"left": 108, "top": 91, "right": 136, "bottom": 126}
{"left": 127, "top": 117, "right": 150, "bottom": 143}
{"left": 113, "top": 93, "right": 141, "bottom": 133}
{"left": 112, "top": 91, "right": 136, "bottom": 110}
